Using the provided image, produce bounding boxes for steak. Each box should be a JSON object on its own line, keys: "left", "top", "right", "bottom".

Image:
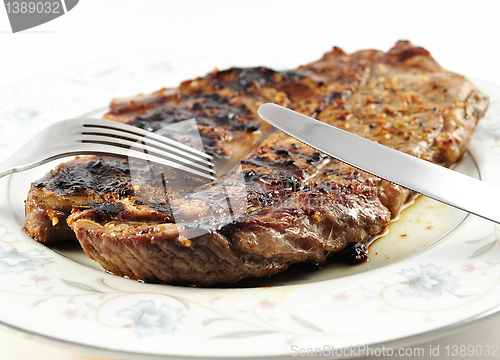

{"left": 25, "top": 41, "right": 489, "bottom": 286}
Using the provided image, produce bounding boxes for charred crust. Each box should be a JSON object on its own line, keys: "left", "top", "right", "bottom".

{"left": 132, "top": 103, "right": 259, "bottom": 133}
{"left": 332, "top": 242, "right": 369, "bottom": 264}
{"left": 241, "top": 157, "right": 296, "bottom": 170}
{"left": 74, "top": 201, "right": 126, "bottom": 215}
{"left": 210, "top": 67, "right": 278, "bottom": 92}
{"left": 134, "top": 200, "right": 173, "bottom": 216}
{"left": 38, "top": 158, "right": 133, "bottom": 197}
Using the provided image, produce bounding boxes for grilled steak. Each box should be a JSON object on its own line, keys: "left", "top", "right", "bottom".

{"left": 25, "top": 41, "right": 489, "bottom": 286}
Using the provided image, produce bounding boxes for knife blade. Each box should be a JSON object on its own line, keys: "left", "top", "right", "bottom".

{"left": 258, "top": 103, "right": 500, "bottom": 224}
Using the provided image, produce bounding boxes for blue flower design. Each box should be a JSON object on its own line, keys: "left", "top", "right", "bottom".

{"left": 117, "top": 300, "right": 184, "bottom": 337}
{"left": 399, "top": 263, "right": 459, "bottom": 300}
{"left": 0, "top": 246, "right": 53, "bottom": 274}
{"left": 1, "top": 105, "right": 43, "bottom": 124}
{"left": 146, "top": 61, "right": 174, "bottom": 74}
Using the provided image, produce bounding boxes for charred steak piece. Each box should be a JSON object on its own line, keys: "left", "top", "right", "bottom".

{"left": 68, "top": 132, "right": 409, "bottom": 286}
{"left": 26, "top": 41, "right": 489, "bottom": 286}
{"left": 25, "top": 81, "right": 283, "bottom": 244}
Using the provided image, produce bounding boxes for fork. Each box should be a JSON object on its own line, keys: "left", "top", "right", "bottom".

{"left": 0, "top": 118, "right": 217, "bottom": 181}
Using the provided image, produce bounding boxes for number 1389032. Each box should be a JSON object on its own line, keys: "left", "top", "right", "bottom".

{"left": 5, "top": 2, "right": 61, "bottom": 14}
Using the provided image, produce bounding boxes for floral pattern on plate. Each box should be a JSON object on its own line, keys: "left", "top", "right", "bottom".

{"left": 0, "top": 245, "right": 52, "bottom": 274}
{"left": 398, "top": 264, "right": 459, "bottom": 300}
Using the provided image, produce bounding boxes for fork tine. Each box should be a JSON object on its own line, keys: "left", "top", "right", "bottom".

{"left": 82, "top": 119, "right": 213, "bottom": 162}
{"left": 79, "top": 118, "right": 217, "bottom": 179}
{"left": 79, "top": 133, "right": 217, "bottom": 177}
{"left": 80, "top": 126, "right": 213, "bottom": 167}
{"left": 72, "top": 142, "right": 217, "bottom": 181}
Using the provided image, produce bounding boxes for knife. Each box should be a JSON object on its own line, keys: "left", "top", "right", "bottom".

{"left": 258, "top": 103, "right": 500, "bottom": 224}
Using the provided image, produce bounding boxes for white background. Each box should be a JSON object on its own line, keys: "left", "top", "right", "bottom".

{"left": 1, "top": 1, "right": 500, "bottom": 359}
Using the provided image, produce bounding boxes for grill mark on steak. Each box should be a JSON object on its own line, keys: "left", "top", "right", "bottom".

{"left": 25, "top": 41, "right": 489, "bottom": 286}
{"left": 132, "top": 93, "right": 261, "bottom": 134}
{"left": 204, "top": 67, "right": 279, "bottom": 92}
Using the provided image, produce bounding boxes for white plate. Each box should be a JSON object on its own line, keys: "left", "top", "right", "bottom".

{"left": 1, "top": 46, "right": 500, "bottom": 359}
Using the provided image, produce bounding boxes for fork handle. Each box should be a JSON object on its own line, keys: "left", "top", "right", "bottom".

{"left": 0, "top": 152, "right": 62, "bottom": 179}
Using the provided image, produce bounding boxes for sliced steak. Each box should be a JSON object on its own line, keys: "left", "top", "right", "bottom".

{"left": 68, "top": 136, "right": 402, "bottom": 286}
{"left": 26, "top": 41, "right": 489, "bottom": 286}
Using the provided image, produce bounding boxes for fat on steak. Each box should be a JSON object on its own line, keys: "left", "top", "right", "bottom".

{"left": 25, "top": 41, "right": 489, "bottom": 286}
